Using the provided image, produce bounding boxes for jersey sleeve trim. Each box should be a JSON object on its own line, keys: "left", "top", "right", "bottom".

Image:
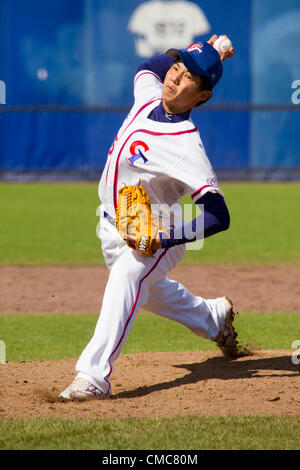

{"left": 191, "top": 185, "right": 225, "bottom": 202}
{"left": 134, "top": 70, "right": 164, "bottom": 88}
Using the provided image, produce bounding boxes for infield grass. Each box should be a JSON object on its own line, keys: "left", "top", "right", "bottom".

{"left": 0, "top": 312, "right": 298, "bottom": 362}
{"left": 1, "top": 416, "right": 300, "bottom": 450}
{"left": 0, "top": 182, "right": 299, "bottom": 265}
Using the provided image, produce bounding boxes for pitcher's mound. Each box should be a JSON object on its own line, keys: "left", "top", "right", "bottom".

{"left": 0, "top": 350, "right": 299, "bottom": 419}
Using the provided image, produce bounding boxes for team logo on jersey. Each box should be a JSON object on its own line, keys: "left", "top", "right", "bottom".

{"left": 187, "top": 42, "right": 203, "bottom": 54}
{"left": 126, "top": 140, "right": 149, "bottom": 167}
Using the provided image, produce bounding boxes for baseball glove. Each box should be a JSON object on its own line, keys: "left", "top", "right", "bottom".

{"left": 116, "top": 180, "right": 161, "bottom": 256}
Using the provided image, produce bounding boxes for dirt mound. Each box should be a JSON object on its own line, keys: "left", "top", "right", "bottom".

{"left": 0, "top": 350, "right": 299, "bottom": 419}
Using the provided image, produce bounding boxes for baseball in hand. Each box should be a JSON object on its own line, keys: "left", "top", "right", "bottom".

{"left": 213, "top": 35, "right": 232, "bottom": 55}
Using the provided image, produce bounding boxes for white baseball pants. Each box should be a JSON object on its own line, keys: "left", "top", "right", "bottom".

{"left": 75, "top": 208, "right": 227, "bottom": 395}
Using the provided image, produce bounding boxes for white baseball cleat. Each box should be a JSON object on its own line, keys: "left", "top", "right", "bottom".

{"left": 213, "top": 296, "right": 249, "bottom": 358}
{"left": 59, "top": 377, "right": 106, "bottom": 400}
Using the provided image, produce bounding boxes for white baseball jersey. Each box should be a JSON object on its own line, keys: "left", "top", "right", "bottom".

{"left": 98, "top": 68, "right": 223, "bottom": 230}
{"left": 73, "top": 67, "right": 230, "bottom": 396}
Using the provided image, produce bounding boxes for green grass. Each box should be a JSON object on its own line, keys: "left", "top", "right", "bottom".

{"left": 0, "top": 312, "right": 298, "bottom": 362}
{"left": 0, "top": 182, "right": 300, "bottom": 265}
{"left": 0, "top": 416, "right": 299, "bottom": 450}
{"left": 182, "top": 182, "right": 300, "bottom": 265}
{"left": 0, "top": 183, "right": 102, "bottom": 265}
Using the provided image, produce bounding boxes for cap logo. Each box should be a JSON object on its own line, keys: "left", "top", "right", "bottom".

{"left": 187, "top": 42, "right": 203, "bottom": 54}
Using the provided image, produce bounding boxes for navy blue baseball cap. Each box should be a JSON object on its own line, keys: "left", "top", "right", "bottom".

{"left": 166, "top": 41, "right": 223, "bottom": 88}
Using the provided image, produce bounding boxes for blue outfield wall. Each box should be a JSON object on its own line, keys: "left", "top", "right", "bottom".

{"left": 0, "top": 0, "right": 299, "bottom": 180}
{"left": 0, "top": 109, "right": 250, "bottom": 172}
{"left": 0, "top": 111, "right": 125, "bottom": 172}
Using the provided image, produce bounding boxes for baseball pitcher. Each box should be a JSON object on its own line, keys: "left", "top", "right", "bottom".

{"left": 59, "top": 34, "right": 249, "bottom": 401}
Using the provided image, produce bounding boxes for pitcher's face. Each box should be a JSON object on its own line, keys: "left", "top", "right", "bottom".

{"left": 162, "top": 61, "right": 212, "bottom": 114}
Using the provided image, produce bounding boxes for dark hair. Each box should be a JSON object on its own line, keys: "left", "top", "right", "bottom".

{"left": 196, "top": 76, "right": 212, "bottom": 107}
{"left": 199, "top": 75, "right": 212, "bottom": 92}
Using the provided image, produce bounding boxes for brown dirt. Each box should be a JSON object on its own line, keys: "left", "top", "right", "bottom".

{"left": 1, "top": 265, "right": 300, "bottom": 314}
{"left": 0, "top": 351, "right": 299, "bottom": 418}
{"left": 0, "top": 265, "right": 299, "bottom": 418}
